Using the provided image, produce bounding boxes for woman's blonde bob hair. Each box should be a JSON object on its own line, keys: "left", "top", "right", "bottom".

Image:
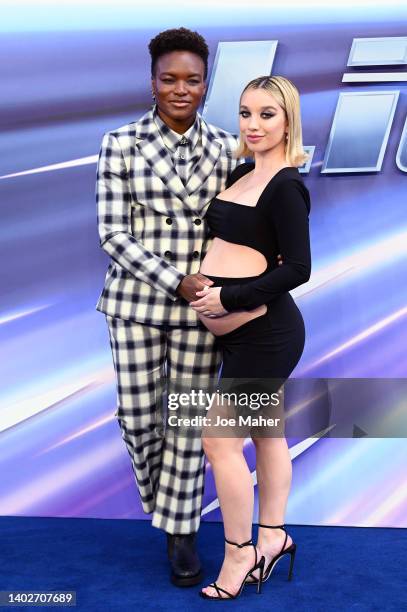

{"left": 235, "top": 75, "right": 308, "bottom": 167}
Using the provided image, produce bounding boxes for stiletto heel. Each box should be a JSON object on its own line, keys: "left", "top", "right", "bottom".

{"left": 199, "top": 538, "right": 265, "bottom": 600}
{"left": 288, "top": 542, "right": 296, "bottom": 580}
{"left": 246, "top": 524, "right": 297, "bottom": 585}
{"left": 257, "top": 557, "right": 265, "bottom": 594}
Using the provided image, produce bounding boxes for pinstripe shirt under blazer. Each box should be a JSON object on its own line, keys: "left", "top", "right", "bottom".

{"left": 96, "top": 106, "right": 238, "bottom": 326}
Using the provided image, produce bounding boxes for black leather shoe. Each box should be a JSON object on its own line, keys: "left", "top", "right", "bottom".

{"left": 167, "top": 533, "right": 203, "bottom": 587}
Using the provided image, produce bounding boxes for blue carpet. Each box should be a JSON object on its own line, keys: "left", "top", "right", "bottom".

{"left": 0, "top": 517, "right": 405, "bottom": 611}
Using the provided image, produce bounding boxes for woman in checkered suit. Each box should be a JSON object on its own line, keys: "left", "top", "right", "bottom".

{"left": 96, "top": 28, "right": 240, "bottom": 587}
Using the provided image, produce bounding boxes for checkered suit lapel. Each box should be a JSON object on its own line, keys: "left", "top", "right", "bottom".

{"left": 132, "top": 108, "right": 224, "bottom": 213}
{"left": 133, "top": 109, "right": 193, "bottom": 212}
{"left": 185, "top": 117, "right": 222, "bottom": 197}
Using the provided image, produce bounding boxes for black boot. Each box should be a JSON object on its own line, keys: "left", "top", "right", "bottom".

{"left": 167, "top": 533, "right": 203, "bottom": 587}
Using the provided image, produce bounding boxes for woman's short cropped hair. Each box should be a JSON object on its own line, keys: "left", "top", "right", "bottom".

{"left": 148, "top": 27, "right": 209, "bottom": 79}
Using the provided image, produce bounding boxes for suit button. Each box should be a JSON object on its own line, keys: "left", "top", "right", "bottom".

{"left": 164, "top": 251, "right": 172, "bottom": 259}
{"left": 166, "top": 218, "right": 173, "bottom": 225}
{"left": 194, "top": 218, "right": 202, "bottom": 226}
{"left": 192, "top": 251, "right": 200, "bottom": 259}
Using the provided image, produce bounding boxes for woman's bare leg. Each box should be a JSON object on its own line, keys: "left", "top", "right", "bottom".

{"left": 200, "top": 435, "right": 259, "bottom": 597}
{"left": 252, "top": 436, "right": 293, "bottom": 568}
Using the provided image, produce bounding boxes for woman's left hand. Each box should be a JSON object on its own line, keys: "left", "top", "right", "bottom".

{"left": 190, "top": 286, "right": 228, "bottom": 317}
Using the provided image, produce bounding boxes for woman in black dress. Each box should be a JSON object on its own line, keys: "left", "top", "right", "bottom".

{"left": 189, "top": 76, "right": 311, "bottom": 600}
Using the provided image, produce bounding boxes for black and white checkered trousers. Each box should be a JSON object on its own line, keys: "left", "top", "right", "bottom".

{"left": 106, "top": 315, "right": 221, "bottom": 534}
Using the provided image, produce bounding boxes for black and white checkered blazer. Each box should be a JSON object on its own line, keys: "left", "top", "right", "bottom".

{"left": 96, "top": 106, "right": 238, "bottom": 326}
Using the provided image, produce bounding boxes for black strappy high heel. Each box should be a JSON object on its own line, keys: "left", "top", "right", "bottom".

{"left": 199, "top": 538, "right": 265, "bottom": 600}
{"left": 246, "top": 524, "right": 297, "bottom": 585}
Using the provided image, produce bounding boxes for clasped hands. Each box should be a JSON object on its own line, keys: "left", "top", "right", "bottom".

{"left": 177, "top": 273, "right": 227, "bottom": 317}
{"left": 176, "top": 254, "right": 283, "bottom": 318}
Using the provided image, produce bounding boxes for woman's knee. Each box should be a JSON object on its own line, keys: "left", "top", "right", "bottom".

{"left": 202, "top": 436, "right": 243, "bottom": 463}
{"left": 202, "top": 436, "right": 222, "bottom": 462}
{"left": 252, "top": 435, "right": 287, "bottom": 451}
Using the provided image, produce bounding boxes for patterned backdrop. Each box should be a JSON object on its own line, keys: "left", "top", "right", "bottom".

{"left": 0, "top": 1, "right": 406, "bottom": 527}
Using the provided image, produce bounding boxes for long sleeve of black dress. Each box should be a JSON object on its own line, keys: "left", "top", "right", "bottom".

{"left": 219, "top": 177, "right": 311, "bottom": 312}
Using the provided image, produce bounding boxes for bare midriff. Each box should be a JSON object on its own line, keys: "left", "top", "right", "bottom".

{"left": 198, "top": 237, "right": 268, "bottom": 336}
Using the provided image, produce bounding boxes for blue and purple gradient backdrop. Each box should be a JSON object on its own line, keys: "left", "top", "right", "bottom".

{"left": 0, "top": 2, "right": 406, "bottom": 526}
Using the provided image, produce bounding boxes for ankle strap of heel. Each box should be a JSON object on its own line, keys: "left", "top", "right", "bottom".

{"left": 224, "top": 537, "right": 253, "bottom": 548}
{"left": 225, "top": 537, "right": 258, "bottom": 565}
